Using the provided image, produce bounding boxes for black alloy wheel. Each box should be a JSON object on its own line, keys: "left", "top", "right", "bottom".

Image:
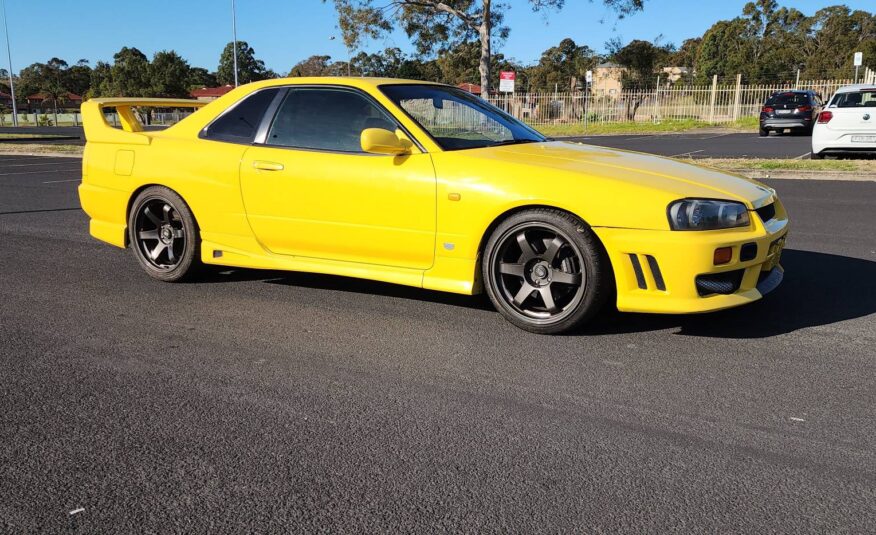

{"left": 128, "top": 186, "right": 201, "bottom": 282}
{"left": 483, "top": 208, "right": 610, "bottom": 334}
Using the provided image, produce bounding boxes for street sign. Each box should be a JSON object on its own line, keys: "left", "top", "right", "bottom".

{"left": 499, "top": 71, "right": 516, "bottom": 93}
{"left": 585, "top": 70, "right": 593, "bottom": 84}
{"left": 854, "top": 52, "right": 863, "bottom": 67}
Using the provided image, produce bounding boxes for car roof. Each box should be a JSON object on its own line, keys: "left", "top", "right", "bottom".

{"left": 834, "top": 84, "right": 876, "bottom": 93}
{"left": 242, "top": 77, "right": 447, "bottom": 91}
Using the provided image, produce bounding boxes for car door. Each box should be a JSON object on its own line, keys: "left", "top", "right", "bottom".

{"left": 239, "top": 86, "right": 437, "bottom": 270}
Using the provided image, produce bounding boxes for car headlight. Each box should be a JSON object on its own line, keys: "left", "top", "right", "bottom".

{"left": 668, "top": 199, "right": 750, "bottom": 231}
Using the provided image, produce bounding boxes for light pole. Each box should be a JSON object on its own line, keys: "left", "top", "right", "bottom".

{"left": 231, "top": 0, "right": 239, "bottom": 87}
{"left": 1, "top": 0, "right": 18, "bottom": 126}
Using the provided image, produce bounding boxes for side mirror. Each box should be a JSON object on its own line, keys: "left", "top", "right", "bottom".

{"left": 360, "top": 128, "right": 410, "bottom": 155}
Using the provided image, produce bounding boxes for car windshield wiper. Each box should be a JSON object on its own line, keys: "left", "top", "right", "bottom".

{"left": 488, "top": 139, "right": 541, "bottom": 147}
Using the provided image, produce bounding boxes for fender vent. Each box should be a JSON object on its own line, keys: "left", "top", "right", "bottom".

{"left": 629, "top": 254, "right": 666, "bottom": 291}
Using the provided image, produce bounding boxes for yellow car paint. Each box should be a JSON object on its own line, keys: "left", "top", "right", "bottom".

{"left": 78, "top": 77, "right": 788, "bottom": 314}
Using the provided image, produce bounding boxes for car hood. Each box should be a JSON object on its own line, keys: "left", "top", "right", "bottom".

{"left": 483, "top": 141, "right": 775, "bottom": 208}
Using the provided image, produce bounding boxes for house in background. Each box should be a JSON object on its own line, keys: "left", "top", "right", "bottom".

{"left": 662, "top": 66, "right": 691, "bottom": 84}
{"left": 457, "top": 82, "right": 482, "bottom": 95}
{"left": 0, "top": 91, "right": 12, "bottom": 108}
{"left": 190, "top": 85, "right": 234, "bottom": 101}
{"left": 26, "top": 92, "right": 83, "bottom": 111}
{"left": 592, "top": 63, "right": 625, "bottom": 95}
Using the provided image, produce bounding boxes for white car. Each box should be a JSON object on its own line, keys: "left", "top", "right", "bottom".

{"left": 812, "top": 84, "right": 876, "bottom": 159}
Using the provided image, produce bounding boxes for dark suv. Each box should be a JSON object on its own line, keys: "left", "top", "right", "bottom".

{"left": 759, "top": 90, "right": 823, "bottom": 136}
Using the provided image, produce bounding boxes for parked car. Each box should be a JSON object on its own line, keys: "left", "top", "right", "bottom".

{"left": 759, "top": 90, "right": 823, "bottom": 136}
{"left": 78, "top": 78, "right": 788, "bottom": 334}
{"left": 811, "top": 84, "right": 876, "bottom": 159}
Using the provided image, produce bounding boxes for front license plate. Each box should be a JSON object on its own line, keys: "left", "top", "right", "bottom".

{"left": 764, "top": 236, "right": 785, "bottom": 271}
{"left": 851, "top": 135, "right": 876, "bottom": 143}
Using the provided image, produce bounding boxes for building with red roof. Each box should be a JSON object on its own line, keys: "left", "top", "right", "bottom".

{"left": 190, "top": 85, "right": 235, "bottom": 101}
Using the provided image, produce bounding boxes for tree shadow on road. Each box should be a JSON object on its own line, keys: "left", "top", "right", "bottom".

{"left": 584, "top": 249, "right": 876, "bottom": 338}
{"left": 197, "top": 249, "right": 876, "bottom": 339}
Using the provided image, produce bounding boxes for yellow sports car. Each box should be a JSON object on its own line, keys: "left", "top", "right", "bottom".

{"left": 79, "top": 78, "right": 788, "bottom": 334}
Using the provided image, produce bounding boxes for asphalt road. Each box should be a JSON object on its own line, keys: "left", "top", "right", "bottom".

{"left": 0, "top": 126, "right": 818, "bottom": 158}
{"left": 1, "top": 155, "right": 874, "bottom": 533}
{"left": 564, "top": 131, "right": 815, "bottom": 159}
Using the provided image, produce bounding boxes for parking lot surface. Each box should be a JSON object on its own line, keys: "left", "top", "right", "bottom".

{"left": 1, "top": 155, "right": 874, "bottom": 532}
{"left": 0, "top": 126, "right": 817, "bottom": 158}
{"left": 564, "top": 131, "right": 814, "bottom": 159}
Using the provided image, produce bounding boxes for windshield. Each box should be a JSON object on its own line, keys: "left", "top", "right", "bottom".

{"left": 380, "top": 84, "right": 546, "bottom": 151}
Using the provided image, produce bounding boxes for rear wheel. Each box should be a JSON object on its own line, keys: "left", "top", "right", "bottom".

{"left": 810, "top": 151, "right": 824, "bottom": 160}
{"left": 482, "top": 209, "right": 610, "bottom": 334}
{"left": 128, "top": 186, "right": 201, "bottom": 282}
{"left": 759, "top": 127, "right": 769, "bottom": 137}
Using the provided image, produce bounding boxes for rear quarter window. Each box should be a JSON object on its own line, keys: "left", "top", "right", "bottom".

{"left": 831, "top": 90, "right": 876, "bottom": 108}
{"left": 201, "top": 88, "right": 281, "bottom": 143}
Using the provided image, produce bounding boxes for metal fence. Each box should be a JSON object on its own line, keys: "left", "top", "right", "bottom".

{"left": 487, "top": 73, "right": 876, "bottom": 126}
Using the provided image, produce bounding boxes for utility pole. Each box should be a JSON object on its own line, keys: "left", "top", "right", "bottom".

{"left": 1, "top": 0, "right": 18, "bottom": 126}
{"left": 231, "top": 0, "right": 239, "bottom": 87}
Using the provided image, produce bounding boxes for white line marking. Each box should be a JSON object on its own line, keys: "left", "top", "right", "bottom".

{"left": 42, "top": 178, "right": 81, "bottom": 183}
{"left": 789, "top": 417, "right": 805, "bottom": 422}
{"left": 69, "top": 508, "right": 85, "bottom": 515}
{"left": 702, "top": 133, "right": 731, "bottom": 139}
{"left": 794, "top": 152, "right": 811, "bottom": 160}
{"left": 0, "top": 169, "right": 78, "bottom": 176}
{"left": 669, "top": 149, "right": 704, "bottom": 158}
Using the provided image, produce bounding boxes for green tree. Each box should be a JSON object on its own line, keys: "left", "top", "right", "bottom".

{"left": 526, "top": 38, "right": 598, "bottom": 92}
{"left": 325, "top": 0, "right": 646, "bottom": 96}
{"left": 88, "top": 61, "right": 113, "bottom": 98}
{"left": 66, "top": 59, "right": 92, "bottom": 96}
{"left": 149, "top": 50, "right": 192, "bottom": 98}
{"left": 289, "top": 55, "right": 336, "bottom": 76}
{"left": 801, "top": 6, "right": 876, "bottom": 79}
{"left": 109, "top": 47, "right": 151, "bottom": 96}
{"left": 217, "top": 41, "right": 269, "bottom": 85}
{"left": 187, "top": 67, "right": 219, "bottom": 90}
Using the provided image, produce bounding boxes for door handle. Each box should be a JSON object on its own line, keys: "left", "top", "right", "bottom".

{"left": 253, "top": 160, "right": 284, "bottom": 171}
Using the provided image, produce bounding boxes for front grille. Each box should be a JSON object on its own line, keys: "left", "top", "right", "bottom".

{"left": 695, "top": 270, "right": 744, "bottom": 296}
{"left": 755, "top": 203, "right": 776, "bottom": 223}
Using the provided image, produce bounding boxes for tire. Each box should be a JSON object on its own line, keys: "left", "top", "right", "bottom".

{"left": 759, "top": 127, "right": 769, "bottom": 137}
{"left": 482, "top": 208, "right": 610, "bottom": 334}
{"left": 128, "top": 186, "right": 201, "bottom": 282}
{"left": 810, "top": 151, "right": 824, "bottom": 160}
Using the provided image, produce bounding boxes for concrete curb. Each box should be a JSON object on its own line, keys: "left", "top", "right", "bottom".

{"left": 730, "top": 169, "right": 876, "bottom": 182}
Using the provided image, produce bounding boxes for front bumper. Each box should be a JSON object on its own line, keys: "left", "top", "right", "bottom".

{"left": 593, "top": 199, "right": 789, "bottom": 314}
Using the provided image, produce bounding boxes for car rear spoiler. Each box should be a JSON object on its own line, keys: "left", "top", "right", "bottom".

{"left": 81, "top": 98, "right": 209, "bottom": 145}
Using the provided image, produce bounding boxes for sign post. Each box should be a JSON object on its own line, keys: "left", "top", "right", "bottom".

{"left": 584, "top": 70, "right": 592, "bottom": 130}
{"left": 499, "top": 71, "right": 516, "bottom": 93}
{"left": 854, "top": 52, "right": 863, "bottom": 83}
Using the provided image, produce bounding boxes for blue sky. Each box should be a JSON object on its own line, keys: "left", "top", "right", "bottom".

{"left": 3, "top": 0, "right": 873, "bottom": 74}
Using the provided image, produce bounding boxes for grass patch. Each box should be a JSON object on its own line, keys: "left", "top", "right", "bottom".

{"left": 0, "top": 133, "right": 69, "bottom": 139}
{"left": 0, "top": 143, "right": 83, "bottom": 155}
{"left": 533, "top": 118, "right": 757, "bottom": 137}
{"left": 691, "top": 158, "right": 875, "bottom": 173}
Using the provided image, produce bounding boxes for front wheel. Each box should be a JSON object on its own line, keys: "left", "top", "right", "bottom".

{"left": 482, "top": 209, "right": 611, "bottom": 334}
{"left": 128, "top": 186, "right": 201, "bottom": 282}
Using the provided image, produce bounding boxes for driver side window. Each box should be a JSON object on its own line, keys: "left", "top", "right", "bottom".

{"left": 266, "top": 88, "right": 397, "bottom": 153}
